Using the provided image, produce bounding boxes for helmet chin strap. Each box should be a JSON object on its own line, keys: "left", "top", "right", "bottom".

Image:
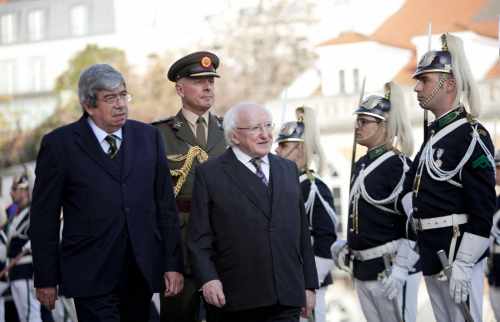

{"left": 420, "top": 74, "right": 447, "bottom": 109}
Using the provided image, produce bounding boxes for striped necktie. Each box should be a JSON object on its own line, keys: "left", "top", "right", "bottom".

{"left": 104, "top": 135, "right": 119, "bottom": 159}
{"left": 250, "top": 158, "right": 268, "bottom": 186}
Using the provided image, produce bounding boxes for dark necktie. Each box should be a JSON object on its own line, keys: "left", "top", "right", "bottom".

{"left": 196, "top": 117, "right": 207, "bottom": 148}
{"left": 104, "top": 135, "right": 118, "bottom": 159}
{"left": 250, "top": 158, "right": 268, "bottom": 186}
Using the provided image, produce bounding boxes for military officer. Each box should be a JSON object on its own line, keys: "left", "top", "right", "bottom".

{"left": 275, "top": 106, "right": 338, "bottom": 322}
{"left": 488, "top": 150, "right": 500, "bottom": 321}
{"left": 398, "top": 33, "right": 495, "bottom": 322}
{"left": 331, "top": 82, "right": 420, "bottom": 322}
{"left": 152, "top": 51, "right": 227, "bottom": 322}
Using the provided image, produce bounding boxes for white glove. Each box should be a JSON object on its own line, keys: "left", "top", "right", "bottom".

{"left": 450, "top": 232, "right": 489, "bottom": 304}
{"left": 330, "top": 240, "right": 349, "bottom": 270}
{"left": 382, "top": 265, "right": 408, "bottom": 300}
{"left": 394, "top": 239, "right": 419, "bottom": 270}
{"left": 401, "top": 192, "right": 413, "bottom": 217}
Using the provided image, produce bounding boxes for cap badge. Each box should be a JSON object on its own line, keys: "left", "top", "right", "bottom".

{"left": 280, "top": 123, "right": 296, "bottom": 136}
{"left": 201, "top": 56, "right": 212, "bottom": 68}
{"left": 361, "top": 96, "right": 383, "bottom": 110}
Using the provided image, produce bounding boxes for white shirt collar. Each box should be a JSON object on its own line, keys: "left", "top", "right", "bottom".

{"left": 87, "top": 117, "right": 123, "bottom": 143}
{"left": 232, "top": 146, "right": 269, "bottom": 165}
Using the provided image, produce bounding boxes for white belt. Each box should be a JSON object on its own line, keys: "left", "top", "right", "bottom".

{"left": 8, "top": 255, "right": 32, "bottom": 266}
{"left": 412, "top": 214, "right": 468, "bottom": 231}
{"left": 352, "top": 240, "right": 400, "bottom": 261}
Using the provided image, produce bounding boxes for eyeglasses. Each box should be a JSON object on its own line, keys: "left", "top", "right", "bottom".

{"left": 355, "top": 118, "right": 381, "bottom": 127}
{"left": 236, "top": 122, "right": 274, "bottom": 134}
{"left": 99, "top": 92, "right": 132, "bottom": 104}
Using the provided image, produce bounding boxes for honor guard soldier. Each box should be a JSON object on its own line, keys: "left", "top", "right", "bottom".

{"left": 399, "top": 33, "right": 496, "bottom": 322}
{"left": 6, "top": 173, "right": 43, "bottom": 322}
{"left": 275, "top": 107, "right": 338, "bottom": 322}
{"left": 152, "top": 51, "right": 227, "bottom": 322}
{"left": 331, "top": 82, "right": 420, "bottom": 322}
{"left": 488, "top": 150, "right": 500, "bottom": 321}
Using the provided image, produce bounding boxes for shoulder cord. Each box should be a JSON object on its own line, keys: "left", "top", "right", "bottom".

{"left": 168, "top": 146, "right": 209, "bottom": 196}
{"left": 301, "top": 175, "right": 339, "bottom": 229}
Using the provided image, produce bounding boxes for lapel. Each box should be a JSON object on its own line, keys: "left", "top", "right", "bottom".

{"left": 269, "top": 154, "right": 284, "bottom": 220}
{"left": 173, "top": 111, "right": 199, "bottom": 148}
{"left": 73, "top": 116, "right": 121, "bottom": 182}
{"left": 206, "top": 113, "right": 224, "bottom": 152}
{"left": 221, "top": 148, "right": 271, "bottom": 220}
{"left": 121, "top": 121, "right": 137, "bottom": 181}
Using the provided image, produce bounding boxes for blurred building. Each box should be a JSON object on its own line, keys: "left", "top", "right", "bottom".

{"left": 268, "top": 0, "right": 500, "bottom": 230}
{"left": 0, "top": 0, "right": 199, "bottom": 131}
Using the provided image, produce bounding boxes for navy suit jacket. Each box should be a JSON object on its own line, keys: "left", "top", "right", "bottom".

{"left": 188, "top": 148, "right": 318, "bottom": 311}
{"left": 30, "top": 116, "right": 182, "bottom": 297}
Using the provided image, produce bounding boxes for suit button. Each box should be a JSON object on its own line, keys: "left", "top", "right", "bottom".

{"left": 125, "top": 207, "right": 130, "bottom": 213}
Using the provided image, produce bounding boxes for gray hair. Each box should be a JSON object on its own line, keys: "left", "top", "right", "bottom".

{"left": 223, "top": 102, "right": 272, "bottom": 146}
{"left": 78, "top": 64, "right": 126, "bottom": 114}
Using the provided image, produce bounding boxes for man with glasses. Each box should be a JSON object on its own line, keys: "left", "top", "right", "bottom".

{"left": 152, "top": 51, "right": 226, "bottom": 322}
{"left": 188, "top": 102, "right": 318, "bottom": 322}
{"left": 30, "top": 64, "right": 183, "bottom": 322}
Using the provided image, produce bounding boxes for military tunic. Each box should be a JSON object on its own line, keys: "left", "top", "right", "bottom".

{"left": 152, "top": 110, "right": 226, "bottom": 272}
{"left": 348, "top": 146, "right": 413, "bottom": 281}
{"left": 400, "top": 107, "right": 496, "bottom": 276}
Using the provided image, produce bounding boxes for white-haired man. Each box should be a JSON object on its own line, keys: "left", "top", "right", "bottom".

{"left": 188, "top": 102, "right": 318, "bottom": 322}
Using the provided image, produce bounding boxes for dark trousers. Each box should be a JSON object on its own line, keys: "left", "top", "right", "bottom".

{"left": 74, "top": 240, "right": 152, "bottom": 322}
{"left": 213, "top": 305, "right": 300, "bottom": 322}
{"left": 160, "top": 276, "right": 200, "bottom": 322}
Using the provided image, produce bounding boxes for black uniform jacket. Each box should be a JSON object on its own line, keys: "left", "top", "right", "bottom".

{"left": 399, "top": 107, "right": 496, "bottom": 275}
{"left": 348, "top": 146, "right": 413, "bottom": 281}
{"left": 188, "top": 148, "right": 318, "bottom": 311}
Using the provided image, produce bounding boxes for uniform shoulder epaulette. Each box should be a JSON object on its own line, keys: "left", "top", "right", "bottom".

{"left": 151, "top": 116, "right": 175, "bottom": 126}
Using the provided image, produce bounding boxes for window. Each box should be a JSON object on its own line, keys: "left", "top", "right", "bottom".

{"left": 0, "top": 60, "right": 16, "bottom": 94}
{"left": 29, "top": 57, "right": 44, "bottom": 92}
{"left": 70, "top": 4, "right": 88, "bottom": 36}
{"left": 339, "top": 69, "right": 345, "bottom": 94}
{"left": 353, "top": 68, "right": 359, "bottom": 92}
{"left": 27, "top": 9, "right": 45, "bottom": 41}
{"left": 0, "top": 13, "right": 16, "bottom": 44}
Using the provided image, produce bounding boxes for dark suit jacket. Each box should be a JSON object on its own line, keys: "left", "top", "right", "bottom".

{"left": 30, "top": 116, "right": 182, "bottom": 297}
{"left": 187, "top": 148, "right": 318, "bottom": 311}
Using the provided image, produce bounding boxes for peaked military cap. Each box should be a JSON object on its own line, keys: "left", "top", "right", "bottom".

{"left": 354, "top": 95, "right": 391, "bottom": 120}
{"left": 167, "top": 51, "right": 220, "bottom": 82}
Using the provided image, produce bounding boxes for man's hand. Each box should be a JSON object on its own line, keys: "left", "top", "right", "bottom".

{"left": 36, "top": 287, "right": 57, "bottom": 310}
{"left": 301, "top": 289, "right": 315, "bottom": 318}
{"left": 202, "top": 279, "right": 226, "bottom": 308}
{"left": 164, "top": 271, "right": 184, "bottom": 297}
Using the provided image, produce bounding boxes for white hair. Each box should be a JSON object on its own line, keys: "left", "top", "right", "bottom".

{"left": 223, "top": 102, "right": 272, "bottom": 146}
{"left": 386, "top": 81, "right": 414, "bottom": 156}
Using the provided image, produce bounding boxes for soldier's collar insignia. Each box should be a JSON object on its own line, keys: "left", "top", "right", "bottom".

{"left": 437, "top": 109, "right": 461, "bottom": 129}
{"left": 201, "top": 56, "right": 212, "bottom": 68}
{"left": 173, "top": 120, "right": 183, "bottom": 129}
{"left": 368, "top": 144, "right": 387, "bottom": 160}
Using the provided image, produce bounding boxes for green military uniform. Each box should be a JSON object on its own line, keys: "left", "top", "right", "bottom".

{"left": 152, "top": 49, "right": 225, "bottom": 322}
{"left": 153, "top": 111, "right": 226, "bottom": 322}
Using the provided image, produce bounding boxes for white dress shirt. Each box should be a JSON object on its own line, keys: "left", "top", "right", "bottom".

{"left": 87, "top": 117, "right": 123, "bottom": 154}
{"left": 232, "top": 146, "right": 270, "bottom": 183}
